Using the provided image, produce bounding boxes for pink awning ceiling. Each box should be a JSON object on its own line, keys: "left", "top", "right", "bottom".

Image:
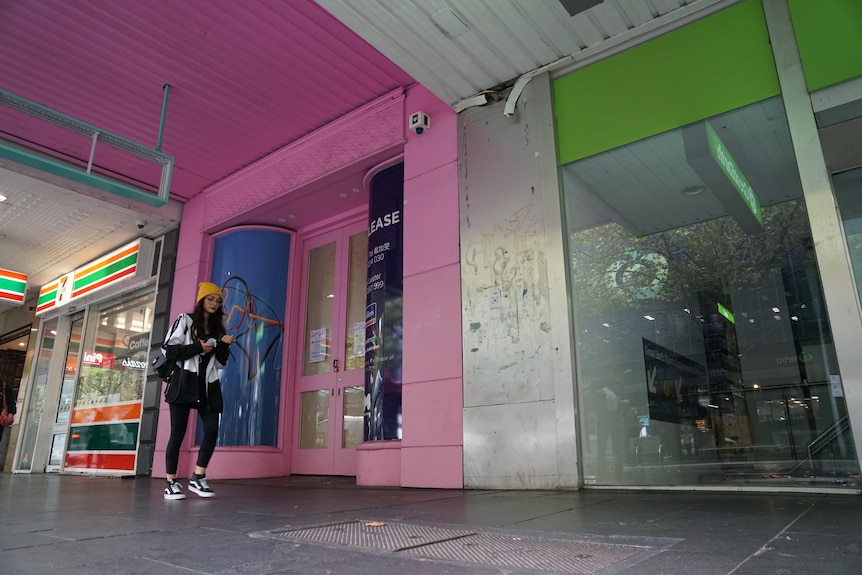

{"left": 0, "top": 0, "right": 415, "bottom": 201}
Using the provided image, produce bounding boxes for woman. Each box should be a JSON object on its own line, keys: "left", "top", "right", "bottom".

{"left": 0, "top": 378, "right": 17, "bottom": 442}
{"left": 162, "top": 282, "right": 233, "bottom": 500}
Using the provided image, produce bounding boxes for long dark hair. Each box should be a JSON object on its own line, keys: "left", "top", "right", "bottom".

{"left": 190, "top": 299, "right": 226, "bottom": 340}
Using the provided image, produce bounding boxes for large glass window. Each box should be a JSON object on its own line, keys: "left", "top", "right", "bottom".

{"left": 65, "top": 290, "right": 154, "bottom": 473}
{"left": 835, "top": 167, "right": 862, "bottom": 304}
{"left": 211, "top": 227, "right": 290, "bottom": 447}
{"left": 563, "top": 96, "right": 859, "bottom": 488}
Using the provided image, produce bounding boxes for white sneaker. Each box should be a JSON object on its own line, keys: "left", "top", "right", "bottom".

{"left": 188, "top": 475, "right": 215, "bottom": 497}
{"left": 164, "top": 480, "right": 186, "bottom": 500}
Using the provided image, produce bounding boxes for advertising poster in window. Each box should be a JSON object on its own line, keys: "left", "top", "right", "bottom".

{"left": 642, "top": 338, "right": 705, "bottom": 424}
{"left": 365, "top": 163, "right": 404, "bottom": 441}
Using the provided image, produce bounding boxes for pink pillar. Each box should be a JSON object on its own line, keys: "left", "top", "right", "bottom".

{"left": 356, "top": 85, "right": 463, "bottom": 488}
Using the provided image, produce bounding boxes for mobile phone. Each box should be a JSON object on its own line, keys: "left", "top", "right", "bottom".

{"left": 201, "top": 338, "right": 217, "bottom": 355}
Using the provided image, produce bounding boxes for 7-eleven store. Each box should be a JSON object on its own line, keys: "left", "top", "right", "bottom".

{"left": 12, "top": 237, "right": 166, "bottom": 475}
{"left": 0, "top": 269, "right": 28, "bottom": 306}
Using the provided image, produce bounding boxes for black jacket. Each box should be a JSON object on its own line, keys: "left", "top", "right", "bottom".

{"left": 1, "top": 381, "right": 16, "bottom": 414}
{"left": 162, "top": 314, "right": 230, "bottom": 412}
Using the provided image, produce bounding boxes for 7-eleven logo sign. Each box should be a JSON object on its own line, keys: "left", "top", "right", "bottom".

{"left": 57, "top": 274, "right": 74, "bottom": 304}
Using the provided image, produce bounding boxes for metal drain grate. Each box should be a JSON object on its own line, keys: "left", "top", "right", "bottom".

{"left": 261, "top": 520, "right": 476, "bottom": 551}
{"left": 254, "top": 521, "right": 655, "bottom": 574}
{"left": 402, "top": 532, "right": 645, "bottom": 574}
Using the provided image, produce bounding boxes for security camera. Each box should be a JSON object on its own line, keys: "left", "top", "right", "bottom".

{"left": 409, "top": 111, "right": 430, "bottom": 135}
{"left": 135, "top": 220, "right": 146, "bottom": 229}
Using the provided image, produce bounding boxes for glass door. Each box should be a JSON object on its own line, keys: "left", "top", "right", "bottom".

{"left": 45, "top": 312, "right": 84, "bottom": 472}
{"left": 15, "top": 317, "right": 59, "bottom": 472}
{"left": 293, "top": 221, "right": 368, "bottom": 475}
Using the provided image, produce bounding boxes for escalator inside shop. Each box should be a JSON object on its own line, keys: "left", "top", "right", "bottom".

{"left": 563, "top": 95, "right": 860, "bottom": 489}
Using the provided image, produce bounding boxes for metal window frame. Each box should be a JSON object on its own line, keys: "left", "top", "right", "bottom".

{"left": 0, "top": 89, "right": 173, "bottom": 207}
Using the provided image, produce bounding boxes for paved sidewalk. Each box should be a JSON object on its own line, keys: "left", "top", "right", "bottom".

{"left": 1, "top": 473, "right": 860, "bottom": 574}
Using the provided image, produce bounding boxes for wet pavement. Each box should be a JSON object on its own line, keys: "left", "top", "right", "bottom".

{"left": 1, "top": 473, "right": 861, "bottom": 574}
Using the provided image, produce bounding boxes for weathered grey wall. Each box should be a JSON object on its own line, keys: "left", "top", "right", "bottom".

{"left": 0, "top": 298, "right": 37, "bottom": 337}
{"left": 459, "top": 74, "right": 578, "bottom": 489}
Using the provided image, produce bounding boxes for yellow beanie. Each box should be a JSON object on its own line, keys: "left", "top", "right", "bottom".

{"left": 196, "top": 282, "right": 222, "bottom": 303}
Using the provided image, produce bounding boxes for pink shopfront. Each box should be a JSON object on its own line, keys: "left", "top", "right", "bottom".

{"left": 154, "top": 86, "right": 464, "bottom": 489}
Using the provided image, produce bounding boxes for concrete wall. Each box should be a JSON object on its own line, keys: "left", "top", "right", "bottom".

{"left": 459, "top": 75, "right": 578, "bottom": 489}
{"left": 0, "top": 298, "right": 37, "bottom": 338}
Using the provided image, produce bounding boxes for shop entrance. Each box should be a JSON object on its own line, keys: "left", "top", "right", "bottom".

{"left": 45, "top": 312, "right": 84, "bottom": 472}
{"left": 292, "top": 220, "right": 368, "bottom": 475}
{"left": 562, "top": 96, "right": 859, "bottom": 488}
{"left": 15, "top": 286, "right": 156, "bottom": 475}
{"left": 0, "top": 326, "right": 30, "bottom": 470}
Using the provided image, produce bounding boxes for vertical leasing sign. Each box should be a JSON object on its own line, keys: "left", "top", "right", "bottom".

{"left": 364, "top": 163, "right": 404, "bottom": 441}
{"left": 36, "top": 239, "right": 151, "bottom": 315}
{"left": 0, "top": 268, "right": 27, "bottom": 304}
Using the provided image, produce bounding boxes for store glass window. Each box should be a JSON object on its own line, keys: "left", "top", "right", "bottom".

{"left": 15, "top": 317, "right": 58, "bottom": 471}
{"left": 835, "top": 167, "right": 862, "bottom": 304}
{"left": 65, "top": 290, "right": 154, "bottom": 473}
{"left": 563, "top": 96, "right": 860, "bottom": 488}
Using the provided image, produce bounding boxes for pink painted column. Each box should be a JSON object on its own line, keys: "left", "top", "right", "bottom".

{"left": 355, "top": 85, "right": 463, "bottom": 488}
{"left": 400, "top": 85, "right": 463, "bottom": 488}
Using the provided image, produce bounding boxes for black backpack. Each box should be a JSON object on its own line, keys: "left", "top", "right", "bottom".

{"left": 149, "top": 315, "right": 189, "bottom": 382}
{"left": 150, "top": 350, "right": 178, "bottom": 382}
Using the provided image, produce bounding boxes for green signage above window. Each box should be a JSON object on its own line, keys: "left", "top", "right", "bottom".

{"left": 717, "top": 302, "right": 735, "bottom": 325}
{"left": 553, "top": 0, "right": 779, "bottom": 165}
{"left": 706, "top": 123, "right": 762, "bottom": 225}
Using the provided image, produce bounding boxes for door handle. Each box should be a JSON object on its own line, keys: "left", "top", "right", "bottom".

{"left": 332, "top": 359, "right": 339, "bottom": 372}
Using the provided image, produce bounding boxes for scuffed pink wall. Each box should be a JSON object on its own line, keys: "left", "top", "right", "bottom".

{"left": 400, "top": 84, "right": 463, "bottom": 488}
{"left": 153, "top": 85, "right": 463, "bottom": 488}
{"left": 152, "top": 92, "right": 409, "bottom": 481}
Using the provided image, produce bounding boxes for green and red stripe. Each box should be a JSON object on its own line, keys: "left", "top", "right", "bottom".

{"left": 36, "top": 281, "right": 59, "bottom": 313}
{"left": 35, "top": 240, "right": 142, "bottom": 314}
{"left": 71, "top": 244, "right": 139, "bottom": 298}
{"left": 64, "top": 453, "right": 137, "bottom": 472}
{"left": 0, "top": 268, "right": 27, "bottom": 303}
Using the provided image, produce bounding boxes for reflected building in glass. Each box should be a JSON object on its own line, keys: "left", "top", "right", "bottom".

{"left": 563, "top": 97, "right": 859, "bottom": 487}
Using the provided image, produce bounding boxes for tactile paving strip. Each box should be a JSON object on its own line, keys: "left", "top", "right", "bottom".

{"left": 256, "top": 520, "right": 653, "bottom": 574}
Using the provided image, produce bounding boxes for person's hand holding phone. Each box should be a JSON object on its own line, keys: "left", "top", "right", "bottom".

{"left": 200, "top": 338, "right": 216, "bottom": 354}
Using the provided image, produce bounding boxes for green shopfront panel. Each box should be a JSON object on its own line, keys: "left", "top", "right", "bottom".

{"left": 554, "top": 0, "right": 860, "bottom": 489}
{"left": 789, "top": 0, "right": 862, "bottom": 92}
{"left": 554, "top": 0, "right": 780, "bottom": 165}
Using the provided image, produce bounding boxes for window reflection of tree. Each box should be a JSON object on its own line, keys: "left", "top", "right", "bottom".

{"left": 570, "top": 198, "right": 838, "bottom": 472}
{"left": 77, "top": 366, "right": 143, "bottom": 404}
{"left": 570, "top": 200, "right": 811, "bottom": 310}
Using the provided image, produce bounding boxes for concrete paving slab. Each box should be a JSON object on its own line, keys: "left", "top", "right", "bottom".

{"left": 2, "top": 473, "right": 862, "bottom": 575}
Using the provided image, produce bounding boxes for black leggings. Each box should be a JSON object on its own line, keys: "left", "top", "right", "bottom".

{"left": 165, "top": 403, "right": 220, "bottom": 475}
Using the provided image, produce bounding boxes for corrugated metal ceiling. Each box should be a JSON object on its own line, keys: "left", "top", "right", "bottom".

{"left": 316, "top": 0, "right": 737, "bottom": 106}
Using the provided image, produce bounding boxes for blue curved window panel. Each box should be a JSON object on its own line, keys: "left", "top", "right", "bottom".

{"left": 210, "top": 227, "right": 291, "bottom": 447}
